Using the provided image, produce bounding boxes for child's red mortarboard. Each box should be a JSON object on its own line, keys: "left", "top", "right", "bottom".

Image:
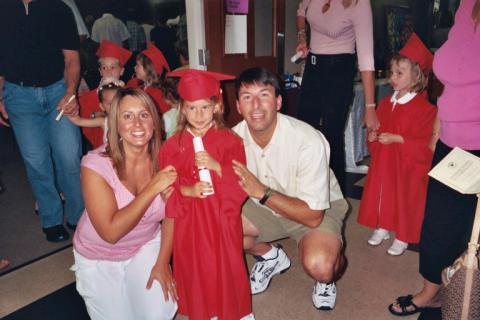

{"left": 96, "top": 40, "right": 132, "bottom": 66}
{"left": 141, "top": 42, "right": 170, "bottom": 74}
{"left": 167, "top": 69, "right": 235, "bottom": 101}
{"left": 399, "top": 33, "right": 434, "bottom": 72}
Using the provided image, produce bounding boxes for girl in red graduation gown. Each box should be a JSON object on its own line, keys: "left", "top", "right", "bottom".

{"left": 129, "top": 43, "right": 171, "bottom": 115}
{"left": 153, "top": 69, "right": 253, "bottom": 320}
{"left": 358, "top": 34, "right": 437, "bottom": 256}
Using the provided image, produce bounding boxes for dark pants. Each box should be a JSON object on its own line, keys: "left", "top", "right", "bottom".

{"left": 297, "top": 53, "right": 355, "bottom": 191}
{"left": 419, "top": 140, "right": 480, "bottom": 284}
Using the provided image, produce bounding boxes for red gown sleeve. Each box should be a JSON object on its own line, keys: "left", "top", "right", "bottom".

{"left": 79, "top": 90, "right": 104, "bottom": 148}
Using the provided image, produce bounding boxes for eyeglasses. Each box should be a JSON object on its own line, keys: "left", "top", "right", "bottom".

{"left": 322, "top": 0, "right": 332, "bottom": 14}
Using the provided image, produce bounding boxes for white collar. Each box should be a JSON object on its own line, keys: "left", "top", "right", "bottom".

{"left": 390, "top": 91, "right": 417, "bottom": 105}
{"left": 102, "top": 13, "right": 114, "bottom": 18}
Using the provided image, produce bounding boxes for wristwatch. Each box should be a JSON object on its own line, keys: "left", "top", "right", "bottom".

{"left": 259, "top": 187, "right": 273, "bottom": 205}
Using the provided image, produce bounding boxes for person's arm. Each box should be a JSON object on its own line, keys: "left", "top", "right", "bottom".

{"left": 232, "top": 160, "right": 323, "bottom": 228}
{"left": 146, "top": 217, "right": 178, "bottom": 301}
{"left": 57, "top": 49, "right": 81, "bottom": 116}
{"left": 68, "top": 115, "right": 105, "bottom": 128}
{"left": 362, "top": 71, "right": 379, "bottom": 131}
{"left": 0, "top": 76, "right": 9, "bottom": 127}
{"left": 82, "top": 164, "right": 177, "bottom": 244}
{"left": 428, "top": 115, "right": 440, "bottom": 151}
{"left": 351, "top": 0, "right": 379, "bottom": 131}
{"left": 295, "top": 15, "right": 309, "bottom": 58}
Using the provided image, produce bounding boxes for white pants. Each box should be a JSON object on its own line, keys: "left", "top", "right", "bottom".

{"left": 72, "top": 237, "right": 177, "bottom": 320}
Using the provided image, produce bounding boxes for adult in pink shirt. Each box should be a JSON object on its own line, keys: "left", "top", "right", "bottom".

{"left": 296, "top": 0, "right": 376, "bottom": 192}
{"left": 389, "top": 0, "right": 480, "bottom": 317}
{"left": 72, "top": 88, "right": 178, "bottom": 320}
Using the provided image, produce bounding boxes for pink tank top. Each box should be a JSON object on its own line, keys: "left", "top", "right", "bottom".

{"left": 73, "top": 147, "right": 164, "bottom": 261}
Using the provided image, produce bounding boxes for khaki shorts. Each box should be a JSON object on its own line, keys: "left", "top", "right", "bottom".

{"left": 242, "top": 198, "right": 349, "bottom": 245}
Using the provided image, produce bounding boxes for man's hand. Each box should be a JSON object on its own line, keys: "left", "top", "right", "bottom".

{"left": 0, "top": 101, "right": 9, "bottom": 127}
{"left": 368, "top": 130, "right": 378, "bottom": 142}
{"left": 57, "top": 93, "right": 79, "bottom": 117}
{"left": 232, "top": 160, "right": 266, "bottom": 200}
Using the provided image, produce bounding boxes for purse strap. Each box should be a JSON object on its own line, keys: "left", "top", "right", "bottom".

{"left": 460, "top": 194, "right": 480, "bottom": 320}
{"left": 465, "top": 194, "right": 480, "bottom": 269}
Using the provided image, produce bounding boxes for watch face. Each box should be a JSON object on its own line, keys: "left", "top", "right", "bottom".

{"left": 90, "top": 112, "right": 96, "bottom": 118}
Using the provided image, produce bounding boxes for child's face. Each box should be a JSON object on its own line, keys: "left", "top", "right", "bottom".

{"left": 182, "top": 99, "right": 218, "bottom": 135}
{"left": 100, "top": 89, "right": 117, "bottom": 114}
{"left": 134, "top": 60, "right": 147, "bottom": 81}
{"left": 99, "top": 57, "right": 124, "bottom": 80}
{"left": 389, "top": 60, "right": 414, "bottom": 96}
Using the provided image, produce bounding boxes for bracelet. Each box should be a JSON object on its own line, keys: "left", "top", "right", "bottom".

{"left": 365, "top": 103, "right": 376, "bottom": 108}
{"left": 297, "top": 29, "right": 306, "bottom": 36}
{"left": 259, "top": 187, "right": 273, "bottom": 205}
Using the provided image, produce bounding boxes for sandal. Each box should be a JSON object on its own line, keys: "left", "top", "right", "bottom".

{"left": 388, "top": 294, "right": 423, "bottom": 316}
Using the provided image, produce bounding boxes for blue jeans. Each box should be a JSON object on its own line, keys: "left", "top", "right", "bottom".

{"left": 4, "top": 80, "right": 84, "bottom": 227}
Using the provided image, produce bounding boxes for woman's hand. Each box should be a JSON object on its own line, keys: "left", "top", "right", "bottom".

{"left": 195, "top": 151, "right": 221, "bottom": 177}
{"left": 160, "top": 186, "right": 174, "bottom": 202}
{"left": 295, "top": 39, "right": 309, "bottom": 59}
{"left": 364, "top": 108, "right": 380, "bottom": 132}
{"left": 150, "top": 165, "right": 177, "bottom": 194}
{"left": 232, "top": 160, "right": 265, "bottom": 200}
{"left": 368, "top": 130, "right": 378, "bottom": 142}
{"left": 180, "top": 182, "right": 213, "bottom": 198}
{"left": 146, "top": 262, "right": 178, "bottom": 302}
{"left": 378, "top": 133, "right": 404, "bottom": 144}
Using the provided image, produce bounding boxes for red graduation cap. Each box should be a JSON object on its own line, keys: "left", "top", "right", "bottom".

{"left": 399, "top": 33, "right": 433, "bottom": 72}
{"left": 141, "top": 42, "right": 170, "bottom": 74}
{"left": 96, "top": 40, "right": 132, "bottom": 66}
{"left": 167, "top": 69, "right": 235, "bottom": 101}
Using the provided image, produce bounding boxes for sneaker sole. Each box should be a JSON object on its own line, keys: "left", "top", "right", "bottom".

{"left": 251, "top": 259, "right": 291, "bottom": 295}
{"left": 315, "top": 305, "right": 334, "bottom": 311}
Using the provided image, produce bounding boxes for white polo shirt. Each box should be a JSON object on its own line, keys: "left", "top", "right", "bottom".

{"left": 233, "top": 113, "right": 343, "bottom": 212}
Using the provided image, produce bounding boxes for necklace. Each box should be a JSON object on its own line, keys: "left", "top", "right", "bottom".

{"left": 322, "top": 0, "right": 332, "bottom": 14}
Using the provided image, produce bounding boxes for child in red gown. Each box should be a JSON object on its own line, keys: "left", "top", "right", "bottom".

{"left": 358, "top": 33, "right": 437, "bottom": 256}
{"left": 128, "top": 43, "right": 171, "bottom": 115}
{"left": 79, "top": 40, "right": 132, "bottom": 148}
{"left": 155, "top": 69, "right": 254, "bottom": 320}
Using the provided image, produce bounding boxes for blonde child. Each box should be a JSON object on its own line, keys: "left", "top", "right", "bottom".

{"left": 151, "top": 69, "right": 254, "bottom": 320}
{"left": 79, "top": 40, "right": 132, "bottom": 148}
{"left": 358, "top": 33, "right": 437, "bottom": 256}
{"left": 69, "top": 82, "right": 122, "bottom": 145}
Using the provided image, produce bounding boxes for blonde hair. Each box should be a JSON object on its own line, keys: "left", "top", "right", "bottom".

{"left": 176, "top": 96, "right": 225, "bottom": 136}
{"left": 389, "top": 55, "right": 428, "bottom": 93}
{"left": 105, "top": 88, "right": 162, "bottom": 179}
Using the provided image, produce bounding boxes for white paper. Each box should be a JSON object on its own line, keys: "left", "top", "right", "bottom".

{"left": 428, "top": 147, "right": 480, "bottom": 194}
{"left": 225, "top": 15, "right": 247, "bottom": 54}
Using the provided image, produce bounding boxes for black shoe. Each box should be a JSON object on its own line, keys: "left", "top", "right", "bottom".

{"left": 66, "top": 222, "right": 77, "bottom": 231}
{"left": 42, "top": 225, "right": 69, "bottom": 242}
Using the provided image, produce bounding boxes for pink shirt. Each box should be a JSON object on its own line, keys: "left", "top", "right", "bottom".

{"left": 297, "top": 0, "right": 374, "bottom": 71}
{"left": 73, "top": 148, "right": 164, "bottom": 261}
{"left": 432, "top": 0, "right": 480, "bottom": 150}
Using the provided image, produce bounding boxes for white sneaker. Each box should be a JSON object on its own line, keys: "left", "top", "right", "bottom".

{"left": 367, "top": 228, "right": 390, "bottom": 246}
{"left": 249, "top": 246, "right": 291, "bottom": 294}
{"left": 312, "top": 281, "right": 337, "bottom": 310}
{"left": 387, "top": 239, "right": 408, "bottom": 256}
